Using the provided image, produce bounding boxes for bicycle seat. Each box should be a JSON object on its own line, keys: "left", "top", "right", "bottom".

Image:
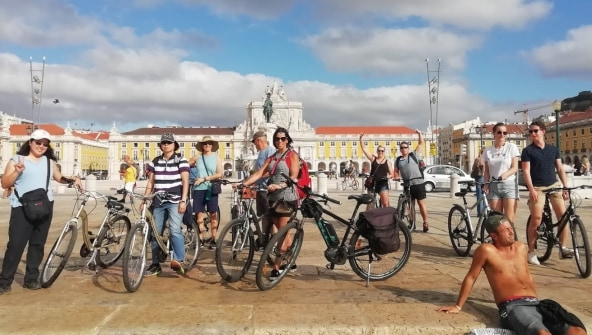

{"left": 348, "top": 194, "right": 374, "bottom": 204}
{"left": 455, "top": 190, "right": 469, "bottom": 197}
{"left": 107, "top": 200, "right": 125, "bottom": 211}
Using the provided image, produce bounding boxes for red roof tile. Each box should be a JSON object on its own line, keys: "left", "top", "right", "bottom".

{"left": 9, "top": 124, "right": 65, "bottom": 137}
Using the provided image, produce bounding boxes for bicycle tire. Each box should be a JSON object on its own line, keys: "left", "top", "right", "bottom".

{"left": 399, "top": 199, "right": 415, "bottom": 230}
{"left": 40, "top": 222, "right": 78, "bottom": 288}
{"left": 571, "top": 217, "right": 591, "bottom": 278}
{"left": 215, "top": 218, "right": 255, "bottom": 282}
{"left": 183, "top": 219, "right": 200, "bottom": 272}
{"left": 447, "top": 205, "right": 473, "bottom": 257}
{"left": 526, "top": 215, "right": 554, "bottom": 263}
{"left": 95, "top": 215, "right": 131, "bottom": 268}
{"left": 255, "top": 220, "right": 303, "bottom": 291}
{"left": 122, "top": 224, "right": 148, "bottom": 293}
{"left": 348, "top": 220, "right": 412, "bottom": 281}
{"left": 352, "top": 179, "right": 359, "bottom": 190}
{"left": 478, "top": 212, "right": 493, "bottom": 245}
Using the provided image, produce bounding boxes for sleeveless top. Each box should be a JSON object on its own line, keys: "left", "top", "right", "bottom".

{"left": 194, "top": 153, "right": 218, "bottom": 191}
{"left": 10, "top": 155, "right": 54, "bottom": 208}
{"left": 267, "top": 150, "right": 298, "bottom": 202}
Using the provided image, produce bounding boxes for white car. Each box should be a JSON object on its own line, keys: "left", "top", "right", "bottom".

{"left": 422, "top": 165, "right": 476, "bottom": 192}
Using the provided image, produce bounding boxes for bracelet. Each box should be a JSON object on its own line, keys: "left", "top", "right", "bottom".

{"left": 455, "top": 305, "right": 462, "bottom": 311}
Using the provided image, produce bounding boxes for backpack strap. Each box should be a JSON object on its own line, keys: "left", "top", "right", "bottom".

{"left": 14, "top": 156, "right": 50, "bottom": 200}
{"left": 270, "top": 149, "right": 291, "bottom": 175}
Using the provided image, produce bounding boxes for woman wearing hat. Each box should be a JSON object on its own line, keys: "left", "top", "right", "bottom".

{"left": 190, "top": 136, "right": 222, "bottom": 249}
{"left": 239, "top": 127, "right": 300, "bottom": 279}
{"left": 0, "top": 129, "right": 83, "bottom": 294}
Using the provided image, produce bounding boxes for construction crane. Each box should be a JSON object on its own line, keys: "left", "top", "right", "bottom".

{"left": 514, "top": 102, "right": 553, "bottom": 124}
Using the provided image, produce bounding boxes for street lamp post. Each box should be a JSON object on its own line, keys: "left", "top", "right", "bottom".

{"left": 552, "top": 100, "right": 562, "bottom": 151}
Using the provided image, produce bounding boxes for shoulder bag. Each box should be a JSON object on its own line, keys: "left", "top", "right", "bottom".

{"left": 14, "top": 157, "right": 52, "bottom": 224}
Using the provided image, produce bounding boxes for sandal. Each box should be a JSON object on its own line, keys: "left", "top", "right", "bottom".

{"left": 423, "top": 222, "right": 429, "bottom": 233}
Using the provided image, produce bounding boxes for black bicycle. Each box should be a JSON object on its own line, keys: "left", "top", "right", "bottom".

{"left": 254, "top": 173, "right": 412, "bottom": 290}
{"left": 526, "top": 185, "right": 591, "bottom": 278}
{"left": 395, "top": 179, "right": 416, "bottom": 230}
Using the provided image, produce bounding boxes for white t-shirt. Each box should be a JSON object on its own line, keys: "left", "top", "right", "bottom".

{"left": 481, "top": 142, "right": 520, "bottom": 181}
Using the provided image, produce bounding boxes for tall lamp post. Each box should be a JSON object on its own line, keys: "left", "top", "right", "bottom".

{"left": 552, "top": 100, "right": 561, "bottom": 151}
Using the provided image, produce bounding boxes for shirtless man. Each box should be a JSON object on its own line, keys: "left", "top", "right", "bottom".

{"left": 437, "top": 213, "right": 586, "bottom": 334}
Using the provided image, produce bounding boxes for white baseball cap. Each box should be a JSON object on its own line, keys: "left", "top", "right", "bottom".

{"left": 30, "top": 129, "right": 52, "bottom": 142}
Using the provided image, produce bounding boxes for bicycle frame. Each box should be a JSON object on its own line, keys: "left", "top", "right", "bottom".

{"left": 458, "top": 188, "right": 491, "bottom": 243}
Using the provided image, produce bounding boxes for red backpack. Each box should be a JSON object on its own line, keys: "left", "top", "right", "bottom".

{"left": 272, "top": 149, "right": 312, "bottom": 200}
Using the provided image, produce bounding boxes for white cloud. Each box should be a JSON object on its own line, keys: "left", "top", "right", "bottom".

{"left": 302, "top": 27, "right": 481, "bottom": 75}
{"left": 312, "top": 0, "right": 552, "bottom": 30}
{"left": 525, "top": 25, "right": 592, "bottom": 79}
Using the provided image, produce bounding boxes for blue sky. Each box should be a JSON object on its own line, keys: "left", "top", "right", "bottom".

{"left": 0, "top": 0, "right": 590, "bottom": 132}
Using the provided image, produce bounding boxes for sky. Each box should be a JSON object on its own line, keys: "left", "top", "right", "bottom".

{"left": 0, "top": 0, "right": 591, "bottom": 133}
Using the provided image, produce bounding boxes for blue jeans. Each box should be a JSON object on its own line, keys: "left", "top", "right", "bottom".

{"left": 475, "top": 176, "right": 484, "bottom": 216}
{"left": 151, "top": 202, "right": 185, "bottom": 263}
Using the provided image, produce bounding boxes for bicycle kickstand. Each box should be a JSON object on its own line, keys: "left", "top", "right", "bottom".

{"left": 86, "top": 251, "right": 99, "bottom": 273}
{"left": 366, "top": 262, "right": 371, "bottom": 288}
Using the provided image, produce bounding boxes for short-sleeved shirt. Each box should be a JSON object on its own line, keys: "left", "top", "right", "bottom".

{"left": 123, "top": 165, "right": 137, "bottom": 183}
{"left": 482, "top": 142, "right": 520, "bottom": 181}
{"left": 395, "top": 152, "right": 424, "bottom": 186}
{"left": 146, "top": 153, "right": 190, "bottom": 202}
{"left": 521, "top": 143, "right": 560, "bottom": 187}
{"left": 255, "top": 146, "right": 276, "bottom": 188}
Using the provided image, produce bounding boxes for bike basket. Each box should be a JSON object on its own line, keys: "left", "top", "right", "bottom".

{"left": 301, "top": 198, "right": 323, "bottom": 219}
{"left": 241, "top": 188, "right": 257, "bottom": 199}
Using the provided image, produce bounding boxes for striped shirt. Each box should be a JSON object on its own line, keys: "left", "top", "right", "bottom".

{"left": 147, "top": 153, "right": 190, "bottom": 202}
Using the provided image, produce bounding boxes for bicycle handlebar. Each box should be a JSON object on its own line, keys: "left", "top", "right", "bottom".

{"left": 542, "top": 185, "right": 592, "bottom": 194}
{"left": 280, "top": 173, "right": 342, "bottom": 205}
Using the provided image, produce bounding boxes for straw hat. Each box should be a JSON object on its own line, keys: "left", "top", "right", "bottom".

{"left": 196, "top": 135, "right": 219, "bottom": 152}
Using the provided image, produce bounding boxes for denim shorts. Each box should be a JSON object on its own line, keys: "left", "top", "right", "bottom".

{"left": 488, "top": 179, "right": 518, "bottom": 200}
{"left": 498, "top": 297, "right": 568, "bottom": 335}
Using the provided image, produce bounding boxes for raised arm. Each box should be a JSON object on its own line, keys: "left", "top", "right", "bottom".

{"left": 415, "top": 129, "right": 425, "bottom": 154}
{"left": 359, "top": 132, "right": 374, "bottom": 161}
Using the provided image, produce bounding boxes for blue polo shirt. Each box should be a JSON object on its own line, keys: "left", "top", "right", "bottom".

{"left": 521, "top": 143, "right": 560, "bottom": 187}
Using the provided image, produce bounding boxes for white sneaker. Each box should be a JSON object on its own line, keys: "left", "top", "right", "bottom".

{"left": 527, "top": 252, "right": 540, "bottom": 265}
{"left": 561, "top": 247, "right": 574, "bottom": 259}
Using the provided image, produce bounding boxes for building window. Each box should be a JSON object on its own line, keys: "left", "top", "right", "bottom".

{"left": 55, "top": 150, "right": 60, "bottom": 160}
{"left": 363, "top": 141, "right": 368, "bottom": 146}
{"left": 515, "top": 140, "right": 521, "bottom": 146}
{"left": 352, "top": 141, "right": 357, "bottom": 146}
{"left": 122, "top": 143, "right": 127, "bottom": 148}
{"left": 191, "top": 142, "right": 198, "bottom": 148}
{"left": 582, "top": 129, "right": 585, "bottom": 135}
{"left": 341, "top": 141, "right": 346, "bottom": 146}
{"left": 574, "top": 139, "right": 577, "bottom": 150}
{"left": 121, "top": 150, "right": 126, "bottom": 158}
{"left": 225, "top": 153, "right": 230, "bottom": 159}
{"left": 180, "top": 142, "right": 185, "bottom": 147}
{"left": 352, "top": 148, "right": 358, "bottom": 157}
{"left": 133, "top": 151, "right": 138, "bottom": 161}
{"left": 225, "top": 142, "right": 230, "bottom": 147}
{"left": 54, "top": 143, "right": 60, "bottom": 148}
{"left": 319, "top": 142, "right": 324, "bottom": 146}
{"left": 573, "top": 130, "right": 576, "bottom": 136}
{"left": 340, "top": 148, "right": 346, "bottom": 158}
{"left": 133, "top": 142, "right": 138, "bottom": 148}
{"left": 330, "top": 148, "right": 336, "bottom": 158}
{"left": 330, "top": 141, "right": 335, "bottom": 147}
{"left": 374, "top": 141, "right": 379, "bottom": 146}
{"left": 145, "top": 142, "right": 150, "bottom": 148}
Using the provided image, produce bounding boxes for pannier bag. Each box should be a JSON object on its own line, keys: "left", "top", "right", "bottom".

{"left": 357, "top": 207, "right": 400, "bottom": 254}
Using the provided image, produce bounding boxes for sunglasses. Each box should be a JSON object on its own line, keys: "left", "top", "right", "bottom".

{"left": 377, "top": 149, "right": 385, "bottom": 152}
{"left": 274, "top": 136, "right": 288, "bottom": 142}
{"left": 161, "top": 141, "right": 173, "bottom": 145}
{"left": 400, "top": 146, "right": 409, "bottom": 149}
{"left": 528, "top": 129, "right": 540, "bottom": 134}
{"left": 34, "top": 140, "right": 49, "bottom": 148}
{"left": 496, "top": 131, "right": 508, "bottom": 135}
{"left": 202, "top": 141, "right": 214, "bottom": 145}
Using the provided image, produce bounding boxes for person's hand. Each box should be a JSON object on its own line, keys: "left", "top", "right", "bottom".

{"left": 436, "top": 305, "right": 462, "bottom": 314}
{"left": 562, "top": 190, "right": 569, "bottom": 200}
{"left": 415, "top": 129, "right": 421, "bottom": 135}
{"left": 14, "top": 156, "right": 25, "bottom": 174}
{"left": 267, "top": 184, "right": 281, "bottom": 192}
{"left": 178, "top": 201, "right": 187, "bottom": 214}
{"left": 359, "top": 132, "right": 365, "bottom": 139}
{"left": 73, "top": 177, "right": 84, "bottom": 192}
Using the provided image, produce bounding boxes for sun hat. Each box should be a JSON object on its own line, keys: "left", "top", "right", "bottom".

{"left": 30, "top": 129, "right": 52, "bottom": 142}
{"left": 251, "top": 131, "right": 267, "bottom": 143}
{"left": 159, "top": 132, "right": 179, "bottom": 151}
{"left": 196, "top": 135, "right": 219, "bottom": 152}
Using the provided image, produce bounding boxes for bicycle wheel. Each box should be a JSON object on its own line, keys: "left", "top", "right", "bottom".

{"left": 41, "top": 222, "right": 78, "bottom": 288}
{"left": 349, "top": 220, "right": 412, "bottom": 281}
{"left": 571, "top": 217, "right": 591, "bottom": 278}
{"left": 525, "top": 215, "right": 554, "bottom": 263}
{"left": 216, "top": 218, "right": 255, "bottom": 282}
{"left": 478, "top": 213, "right": 493, "bottom": 245}
{"left": 255, "top": 220, "right": 303, "bottom": 291}
{"left": 122, "top": 224, "right": 148, "bottom": 293}
{"left": 399, "top": 199, "right": 415, "bottom": 230}
{"left": 352, "top": 179, "right": 359, "bottom": 191}
{"left": 95, "top": 215, "right": 131, "bottom": 268}
{"left": 183, "top": 219, "right": 200, "bottom": 272}
{"left": 447, "top": 205, "right": 473, "bottom": 257}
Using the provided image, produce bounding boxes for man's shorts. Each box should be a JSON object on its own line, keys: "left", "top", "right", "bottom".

{"left": 409, "top": 184, "right": 427, "bottom": 200}
{"left": 499, "top": 297, "right": 568, "bottom": 335}
{"left": 527, "top": 182, "right": 563, "bottom": 210}
{"left": 123, "top": 182, "right": 135, "bottom": 193}
{"left": 487, "top": 179, "right": 518, "bottom": 200}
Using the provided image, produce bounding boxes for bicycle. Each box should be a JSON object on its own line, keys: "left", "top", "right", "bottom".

{"left": 254, "top": 173, "right": 412, "bottom": 291}
{"left": 525, "top": 185, "right": 591, "bottom": 278}
{"left": 447, "top": 181, "right": 496, "bottom": 257}
{"left": 40, "top": 187, "right": 132, "bottom": 288}
{"left": 121, "top": 190, "right": 200, "bottom": 292}
{"left": 215, "top": 183, "right": 275, "bottom": 282}
{"left": 341, "top": 174, "right": 360, "bottom": 190}
{"left": 364, "top": 175, "right": 389, "bottom": 209}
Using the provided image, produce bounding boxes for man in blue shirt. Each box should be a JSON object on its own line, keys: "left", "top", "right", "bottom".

{"left": 251, "top": 131, "right": 276, "bottom": 233}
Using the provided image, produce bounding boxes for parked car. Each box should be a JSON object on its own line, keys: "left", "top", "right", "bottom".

{"left": 422, "top": 165, "right": 476, "bottom": 192}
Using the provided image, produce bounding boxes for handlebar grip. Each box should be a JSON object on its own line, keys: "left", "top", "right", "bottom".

{"left": 325, "top": 196, "right": 341, "bottom": 205}
{"left": 281, "top": 173, "right": 295, "bottom": 186}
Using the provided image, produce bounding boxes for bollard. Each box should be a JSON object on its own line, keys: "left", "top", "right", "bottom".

{"left": 563, "top": 164, "right": 575, "bottom": 187}
{"left": 85, "top": 174, "right": 97, "bottom": 193}
{"left": 449, "top": 173, "right": 460, "bottom": 198}
{"left": 317, "top": 172, "right": 328, "bottom": 195}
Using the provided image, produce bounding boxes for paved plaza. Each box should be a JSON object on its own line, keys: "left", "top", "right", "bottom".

{"left": 0, "top": 180, "right": 591, "bottom": 334}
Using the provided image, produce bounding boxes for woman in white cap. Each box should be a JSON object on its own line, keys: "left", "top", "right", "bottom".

{"left": 0, "top": 129, "right": 83, "bottom": 295}
{"left": 190, "top": 136, "right": 222, "bottom": 249}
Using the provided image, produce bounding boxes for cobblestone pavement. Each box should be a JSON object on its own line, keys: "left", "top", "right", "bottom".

{"left": 0, "top": 181, "right": 591, "bottom": 334}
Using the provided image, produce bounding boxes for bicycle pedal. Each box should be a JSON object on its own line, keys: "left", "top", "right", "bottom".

{"left": 88, "top": 263, "right": 96, "bottom": 271}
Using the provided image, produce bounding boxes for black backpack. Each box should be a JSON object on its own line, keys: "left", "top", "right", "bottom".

{"left": 356, "top": 207, "right": 401, "bottom": 254}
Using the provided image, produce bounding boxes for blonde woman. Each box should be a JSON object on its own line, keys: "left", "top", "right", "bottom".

{"left": 481, "top": 123, "right": 520, "bottom": 224}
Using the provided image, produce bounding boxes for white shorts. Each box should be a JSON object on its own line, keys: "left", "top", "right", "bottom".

{"left": 123, "top": 182, "right": 135, "bottom": 193}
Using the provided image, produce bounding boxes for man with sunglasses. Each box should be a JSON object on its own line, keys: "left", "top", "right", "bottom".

{"left": 521, "top": 121, "right": 573, "bottom": 265}
{"left": 393, "top": 129, "right": 429, "bottom": 232}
